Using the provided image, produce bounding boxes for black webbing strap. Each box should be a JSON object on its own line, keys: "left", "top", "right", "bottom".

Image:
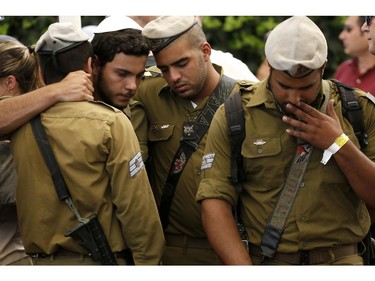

{"left": 225, "top": 91, "right": 245, "bottom": 194}
{"left": 159, "top": 75, "right": 237, "bottom": 230}
{"left": 30, "top": 115, "right": 70, "bottom": 201}
{"left": 331, "top": 79, "right": 368, "bottom": 149}
{"left": 224, "top": 91, "right": 248, "bottom": 242}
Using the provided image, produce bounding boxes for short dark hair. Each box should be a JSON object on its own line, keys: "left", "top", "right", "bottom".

{"left": 91, "top": 29, "right": 150, "bottom": 68}
{"left": 358, "top": 16, "right": 366, "bottom": 27}
{"left": 38, "top": 41, "right": 93, "bottom": 85}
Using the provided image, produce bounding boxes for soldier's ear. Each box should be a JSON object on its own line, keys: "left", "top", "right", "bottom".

{"left": 86, "top": 57, "right": 93, "bottom": 75}
{"left": 201, "top": 42, "right": 211, "bottom": 61}
{"left": 91, "top": 55, "right": 100, "bottom": 76}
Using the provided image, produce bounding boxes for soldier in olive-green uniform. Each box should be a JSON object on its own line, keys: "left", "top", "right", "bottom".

{"left": 90, "top": 16, "right": 149, "bottom": 119}
{"left": 11, "top": 22, "right": 164, "bottom": 265}
{"left": 130, "top": 16, "right": 253, "bottom": 265}
{"left": 196, "top": 16, "right": 375, "bottom": 265}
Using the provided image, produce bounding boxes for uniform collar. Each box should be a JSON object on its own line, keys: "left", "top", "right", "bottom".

{"left": 122, "top": 104, "right": 131, "bottom": 119}
{"left": 245, "top": 78, "right": 328, "bottom": 114}
{"left": 245, "top": 78, "right": 278, "bottom": 110}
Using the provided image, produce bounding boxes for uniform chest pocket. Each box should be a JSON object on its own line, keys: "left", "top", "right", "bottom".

{"left": 241, "top": 136, "right": 282, "bottom": 159}
{"left": 148, "top": 123, "right": 175, "bottom": 141}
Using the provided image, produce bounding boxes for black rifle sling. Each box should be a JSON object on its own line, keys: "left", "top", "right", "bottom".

{"left": 331, "top": 79, "right": 368, "bottom": 149}
{"left": 224, "top": 91, "right": 248, "bottom": 242}
{"left": 31, "top": 115, "right": 70, "bottom": 201}
{"left": 225, "top": 91, "right": 245, "bottom": 193}
{"left": 159, "top": 75, "right": 237, "bottom": 230}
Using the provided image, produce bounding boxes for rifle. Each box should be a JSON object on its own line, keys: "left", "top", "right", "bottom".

{"left": 65, "top": 214, "right": 117, "bottom": 265}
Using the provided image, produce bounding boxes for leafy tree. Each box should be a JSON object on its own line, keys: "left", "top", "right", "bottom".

{"left": 202, "top": 16, "right": 347, "bottom": 79}
{"left": 1, "top": 16, "right": 347, "bottom": 78}
{"left": 0, "top": 16, "right": 104, "bottom": 45}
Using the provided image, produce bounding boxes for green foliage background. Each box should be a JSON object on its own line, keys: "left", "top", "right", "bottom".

{"left": 0, "top": 16, "right": 347, "bottom": 79}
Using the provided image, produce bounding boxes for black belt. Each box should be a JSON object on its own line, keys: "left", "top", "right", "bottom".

{"left": 32, "top": 249, "right": 126, "bottom": 259}
{"left": 165, "top": 234, "right": 212, "bottom": 249}
{"left": 249, "top": 243, "right": 358, "bottom": 265}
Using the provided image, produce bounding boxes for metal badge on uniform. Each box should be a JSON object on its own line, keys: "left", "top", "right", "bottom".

{"left": 253, "top": 139, "right": 267, "bottom": 146}
{"left": 182, "top": 121, "right": 197, "bottom": 141}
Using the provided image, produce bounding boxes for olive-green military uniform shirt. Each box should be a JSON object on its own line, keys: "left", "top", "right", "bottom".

{"left": 0, "top": 141, "right": 17, "bottom": 217}
{"left": 131, "top": 65, "right": 249, "bottom": 238}
{"left": 11, "top": 101, "right": 165, "bottom": 265}
{"left": 197, "top": 79, "right": 374, "bottom": 253}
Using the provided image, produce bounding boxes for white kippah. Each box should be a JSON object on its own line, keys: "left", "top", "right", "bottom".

{"left": 265, "top": 16, "right": 328, "bottom": 77}
{"left": 94, "top": 16, "right": 142, "bottom": 34}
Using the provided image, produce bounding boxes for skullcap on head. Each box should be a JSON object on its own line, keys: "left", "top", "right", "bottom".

{"left": 265, "top": 16, "right": 328, "bottom": 78}
{"left": 35, "top": 22, "right": 89, "bottom": 54}
{"left": 142, "top": 16, "right": 197, "bottom": 54}
{"left": 94, "top": 16, "right": 143, "bottom": 33}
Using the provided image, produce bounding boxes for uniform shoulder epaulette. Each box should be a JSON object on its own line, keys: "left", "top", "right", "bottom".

{"left": 237, "top": 79, "right": 255, "bottom": 88}
{"left": 363, "top": 92, "right": 375, "bottom": 105}
{"left": 144, "top": 65, "right": 162, "bottom": 78}
{"left": 90, "top": 100, "right": 121, "bottom": 113}
{"left": 237, "top": 80, "right": 258, "bottom": 100}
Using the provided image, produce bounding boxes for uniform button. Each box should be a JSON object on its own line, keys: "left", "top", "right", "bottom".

{"left": 257, "top": 147, "right": 263, "bottom": 154}
{"left": 301, "top": 241, "right": 308, "bottom": 248}
{"left": 300, "top": 182, "right": 305, "bottom": 188}
{"left": 300, "top": 215, "right": 307, "bottom": 222}
{"left": 356, "top": 78, "right": 361, "bottom": 84}
{"left": 196, "top": 170, "right": 201, "bottom": 175}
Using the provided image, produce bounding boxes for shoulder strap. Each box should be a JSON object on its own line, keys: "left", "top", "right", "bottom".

{"left": 260, "top": 144, "right": 314, "bottom": 259}
{"left": 331, "top": 79, "right": 368, "bottom": 149}
{"left": 30, "top": 116, "right": 88, "bottom": 220}
{"left": 30, "top": 115, "right": 71, "bottom": 201}
{"left": 224, "top": 91, "right": 248, "bottom": 243}
{"left": 224, "top": 91, "right": 245, "bottom": 193}
{"left": 158, "top": 75, "right": 236, "bottom": 230}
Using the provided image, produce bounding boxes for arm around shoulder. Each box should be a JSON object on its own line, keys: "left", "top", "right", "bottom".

{"left": 0, "top": 70, "right": 93, "bottom": 136}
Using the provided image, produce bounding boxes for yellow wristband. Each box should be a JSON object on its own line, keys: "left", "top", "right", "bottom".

{"left": 321, "top": 133, "right": 349, "bottom": 165}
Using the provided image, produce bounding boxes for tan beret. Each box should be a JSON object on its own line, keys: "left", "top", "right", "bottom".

{"left": 265, "top": 16, "right": 328, "bottom": 78}
{"left": 35, "top": 22, "right": 89, "bottom": 54}
{"left": 142, "top": 16, "right": 197, "bottom": 54}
